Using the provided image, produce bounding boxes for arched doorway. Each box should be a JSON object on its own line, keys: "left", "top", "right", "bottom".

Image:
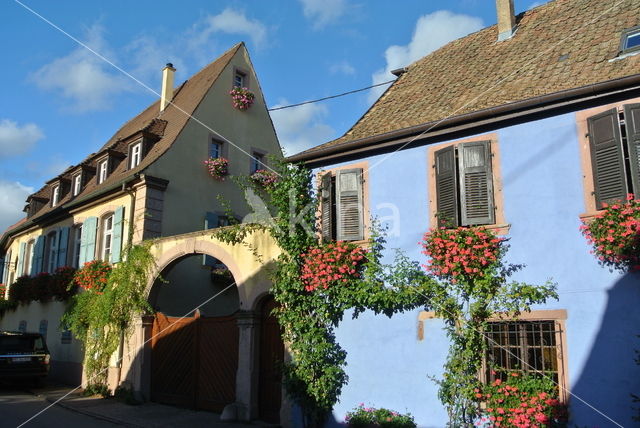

{"left": 148, "top": 253, "right": 240, "bottom": 412}
{"left": 258, "top": 295, "right": 284, "bottom": 423}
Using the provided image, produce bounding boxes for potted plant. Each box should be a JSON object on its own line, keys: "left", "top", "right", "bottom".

{"left": 204, "top": 157, "right": 229, "bottom": 180}
{"left": 580, "top": 194, "right": 640, "bottom": 272}
{"left": 229, "top": 87, "right": 255, "bottom": 111}
{"left": 250, "top": 169, "right": 278, "bottom": 190}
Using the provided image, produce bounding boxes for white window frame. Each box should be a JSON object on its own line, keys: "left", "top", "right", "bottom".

{"left": 51, "top": 185, "right": 60, "bottom": 207}
{"left": 3, "top": 250, "right": 11, "bottom": 284}
{"left": 101, "top": 214, "right": 114, "bottom": 261}
{"left": 72, "top": 173, "right": 82, "bottom": 196}
{"left": 129, "top": 141, "right": 142, "bottom": 169}
{"left": 98, "top": 159, "right": 108, "bottom": 184}
{"left": 46, "top": 231, "right": 57, "bottom": 273}
{"left": 24, "top": 240, "right": 34, "bottom": 276}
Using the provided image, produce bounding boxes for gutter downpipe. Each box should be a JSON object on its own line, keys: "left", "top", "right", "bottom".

{"left": 287, "top": 73, "right": 640, "bottom": 165}
{"left": 114, "top": 175, "right": 138, "bottom": 391}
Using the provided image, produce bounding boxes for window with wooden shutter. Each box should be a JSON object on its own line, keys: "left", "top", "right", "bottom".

{"left": 587, "top": 109, "right": 627, "bottom": 209}
{"left": 433, "top": 141, "right": 496, "bottom": 228}
{"left": 435, "top": 145, "right": 459, "bottom": 227}
{"left": 459, "top": 141, "right": 495, "bottom": 226}
{"left": 623, "top": 104, "right": 640, "bottom": 199}
{"left": 320, "top": 172, "right": 334, "bottom": 242}
{"left": 336, "top": 169, "right": 364, "bottom": 241}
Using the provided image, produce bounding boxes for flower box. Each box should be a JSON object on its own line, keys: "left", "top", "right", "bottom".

{"left": 250, "top": 169, "right": 278, "bottom": 190}
{"left": 204, "top": 157, "right": 229, "bottom": 180}
{"left": 229, "top": 87, "right": 255, "bottom": 111}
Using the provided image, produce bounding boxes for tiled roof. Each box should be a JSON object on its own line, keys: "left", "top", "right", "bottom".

{"left": 6, "top": 43, "right": 242, "bottom": 235}
{"left": 297, "top": 0, "right": 640, "bottom": 156}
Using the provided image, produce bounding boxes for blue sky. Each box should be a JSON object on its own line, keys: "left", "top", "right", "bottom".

{"left": 0, "top": 0, "right": 543, "bottom": 231}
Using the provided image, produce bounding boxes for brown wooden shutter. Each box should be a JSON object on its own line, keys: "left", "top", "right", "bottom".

{"left": 320, "top": 172, "right": 333, "bottom": 241}
{"left": 588, "top": 108, "right": 627, "bottom": 209}
{"left": 624, "top": 104, "right": 640, "bottom": 198}
{"left": 458, "top": 141, "right": 495, "bottom": 226}
{"left": 336, "top": 169, "right": 364, "bottom": 241}
{"left": 434, "top": 145, "right": 459, "bottom": 227}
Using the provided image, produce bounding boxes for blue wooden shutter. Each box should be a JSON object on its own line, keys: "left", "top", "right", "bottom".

{"left": 203, "top": 212, "right": 218, "bottom": 266}
{"left": 336, "top": 169, "right": 364, "bottom": 241}
{"left": 624, "top": 104, "right": 640, "bottom": 198}
{"left": 458, "top": 141, "right": 495, "bottom": 226}
{"left": 0, "top": 256, "right": 4, "bottom": 285}
{"left": 79, "top": 217, "right": 98, "bottom": 265}
{"left": 57, "top": 227, "right": 70, "bottom": 268}
{"left": 435, "top": 145, "right": 459, "bottom": 227}
{"left": 32, "top": 235, "right": 45, "bottom": 275}
{"left": 110, "top": 206, "right": 125, "bottom": 263}
{"left": 588, "top": 108, "right": 627, "bottom": 209}
{"left": 16, "top": 242, "right": 26, "bottom": 277}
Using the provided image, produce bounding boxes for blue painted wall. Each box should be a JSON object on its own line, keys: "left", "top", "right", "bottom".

{"left": 316, "top": 109, "right": 640, "bottom": 428}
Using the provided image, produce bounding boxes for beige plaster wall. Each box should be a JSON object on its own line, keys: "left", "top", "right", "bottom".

{"left": 145, "top": 46, "right": 282, "bottom": 237}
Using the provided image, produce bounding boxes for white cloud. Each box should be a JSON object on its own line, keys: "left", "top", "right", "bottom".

{"left": 0, "top": 120, "right": 44, "bottom": 158}
{"left": 270, "top": 100, "right": 335, "bottom": 155}
{"left": 0, "top": 180, "right": 33, "bottom": 233}
{"left": 299, "top": 0, "right": 347, "bottom": 29}
{"left": 329, "top": 61, "right": 356, "bottom": 76}
{"left": 369, "top": 11, "right": 483, "bottom": 103}
{"left": 30, "top": 24, "right": 131, "bottom": 113}
{"left": 201, "top": 8, "right": 268, "bottom": 48}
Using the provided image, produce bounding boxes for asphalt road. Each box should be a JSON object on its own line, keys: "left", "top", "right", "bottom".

{"left": 0, "top": 381, "right": 118, "bottom": 428}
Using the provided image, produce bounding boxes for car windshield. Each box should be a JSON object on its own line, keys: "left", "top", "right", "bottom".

{"left": 0, "top": 336, "right": 45, "bottom": 353}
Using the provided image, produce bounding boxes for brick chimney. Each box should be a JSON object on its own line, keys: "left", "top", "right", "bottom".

{"left": 496, "top": 0, "right": 516, "bottom": 41}
{"left": 160, "top": 63, "right": 176, "bottom": 112}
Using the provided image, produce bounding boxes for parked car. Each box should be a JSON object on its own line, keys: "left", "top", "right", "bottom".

{"left": 0, "top": 331, "right": 50, "bottom": 384}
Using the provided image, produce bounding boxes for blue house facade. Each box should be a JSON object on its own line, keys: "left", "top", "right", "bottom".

{"left": 289, "top": 1, "right": 640, "bottom": 426}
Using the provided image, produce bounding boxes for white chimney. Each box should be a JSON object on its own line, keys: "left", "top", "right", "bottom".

{"left": 160, "top": 63, "right": 176, "bottom": 112}
{"left": 496, "top": 0, "right": 516, "bottom": 41}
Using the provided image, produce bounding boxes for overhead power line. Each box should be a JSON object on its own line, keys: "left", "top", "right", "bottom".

{"left": 268, "top": 79, "right": 395, "bottom": 111}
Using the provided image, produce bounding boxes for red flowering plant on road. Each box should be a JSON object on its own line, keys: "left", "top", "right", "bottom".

{"left": 300, "top": 241, "right": 368, "bottom": 292}
{"left": 580, "top": 194, "right": 640, "bottom": 272}
{"left": 476, "top": 372, "right": 567, "bottom": 428}
{"left": 421, "top": 226, "right": 505, "bottom": 284}
{"left": 74, "top": 260, "right": 112, "bottom": 294}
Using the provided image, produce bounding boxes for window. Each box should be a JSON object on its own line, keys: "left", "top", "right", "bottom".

{"left": 480, "top": 310, "right": 568, "bottom": 402}
{"left": 72, "top": 224, "right": 82, "bottom": 268}
{"left": 129, "top": 141, "right": 142, "bottom": 169}
{"left": 2, "top": 250, "right": 11, "bottom": 284}
{"left": 234, "top": 70, "right": 246, "bottom": 88}
{"left": 98, "top": 159, "right": 108, "bottom": 184}
{"left": 24, "top": 240, "right": 34, "bottom": 275}
{"left": 72, "top": 173, "right": 82, "bottom": 196}
{"left": 586, "top": 104, "right": 640, "bottom": 210}
{"left": 432, "top": 140, "right": 495, "bottom": 227}
{"left": 100, "top": 214, "right": 114, "bottom": 261}
{"left": 44, "top": 231, "right": 57, "bottom": 273}
{"left": 620, "top": 26, "right": 640, "bottom": 55}
{"left": 51, "top": 185, "right": 60, "bottom": 207}
{"left": 210, "top": 139, "right": 223, "bottom": 159}
{"left": 250, "top": 152, "right": 265, "bottom": 174}
{"left": 319, "top": 167, "right": 366, "bottom": 242}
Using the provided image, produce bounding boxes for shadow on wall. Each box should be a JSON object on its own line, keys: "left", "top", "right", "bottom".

{"left": 571, "top": 271, "right": 640, "bottom": 427}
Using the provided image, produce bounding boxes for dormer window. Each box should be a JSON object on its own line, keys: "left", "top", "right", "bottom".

{"left": 98, "top": 158, "right": 109, "bottom": 184}
{"left": 72, "top": 173, "right": 82, "bottom": 196}
{"left": 129, "top": 140, "right": 143, "bottom": 169}
{"left": 51, "top": 185, "right": 60, "bottom": 207}
{"left": 621, "top": 26, "right": 640, "bottom": 55}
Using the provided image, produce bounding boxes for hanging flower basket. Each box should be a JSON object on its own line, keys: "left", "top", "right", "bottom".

{"left": 204, "top": 157, "right": 229, "bottom": 180}
{"left": 74, "top": 260, "right": 111, "bottom": 294}
{"left": 250, "top": 169, "right": 278, "bottom": 190}
{"left": 580, "top": 194, "right": 640, "bottom": 272}
{"left": 229, "top": 87, "right": 255, "bottom": 111}
{"left": 421, "top": 226, "right": 504, "bottom": 284}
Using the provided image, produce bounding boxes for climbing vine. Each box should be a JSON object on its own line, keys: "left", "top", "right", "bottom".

{"left": 62, "top": 242, "right": 156, "bottom": 390}
{"left": 216, "top": 161, "right": 437, "bottom": 427}
{"left": 420, "top": 227, "right": 558, "bottom": 426}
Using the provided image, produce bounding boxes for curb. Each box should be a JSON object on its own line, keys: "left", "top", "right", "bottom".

{"left": 45, "top": 396, "right": 143, "bottom": 427}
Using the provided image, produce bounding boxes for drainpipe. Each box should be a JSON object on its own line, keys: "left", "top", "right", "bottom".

{"left": 114, "top": 177, "right": 138, "bottom": 391}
